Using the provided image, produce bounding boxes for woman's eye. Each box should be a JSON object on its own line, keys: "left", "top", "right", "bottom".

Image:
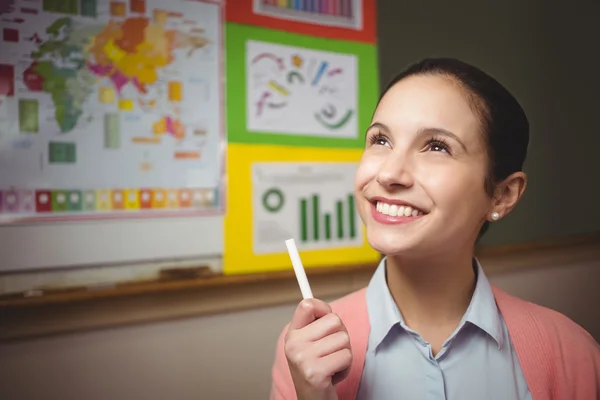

{"left": 427, "top": 140, "right": 449, "bottom": 153}
{"left": 369, "top": 134, "right": 390, "bottom": 147}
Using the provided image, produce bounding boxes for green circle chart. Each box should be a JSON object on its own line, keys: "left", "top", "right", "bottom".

{"left": 262, "top": 188, "right": 284, "bottom": 213}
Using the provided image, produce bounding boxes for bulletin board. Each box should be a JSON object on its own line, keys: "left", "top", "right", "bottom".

{"left": 0, "top": 0, "right": 226, "bottom": 276}
{"left": 223, "top": 10, "right": 381, "bottom": 274}
{"left": 0, "top": 0, "right": 381, "bottom": 294}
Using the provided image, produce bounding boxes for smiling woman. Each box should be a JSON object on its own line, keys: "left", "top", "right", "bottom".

{"left": 270, "top": 58, "right": 600, "bottom": 400}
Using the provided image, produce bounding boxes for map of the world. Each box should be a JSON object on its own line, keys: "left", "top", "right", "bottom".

{"left": 0, "top": 0, "right": 224, "bottom": 222}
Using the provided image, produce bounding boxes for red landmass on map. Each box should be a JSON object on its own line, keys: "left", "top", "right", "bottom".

{"left": 23, "top": 61, "right": 44, "bottom": 91}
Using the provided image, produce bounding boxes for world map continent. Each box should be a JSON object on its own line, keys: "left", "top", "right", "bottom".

{"left": 24, "top": 15, "right": 209, "bottom": 133}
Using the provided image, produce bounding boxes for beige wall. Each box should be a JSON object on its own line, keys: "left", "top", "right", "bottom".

{"left": 1, "top": 258, "right": 599, "bottom": 400}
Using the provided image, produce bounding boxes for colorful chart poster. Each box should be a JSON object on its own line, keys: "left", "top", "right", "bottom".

{"left": 223, "top": 143, "right": 379, "bottom": 275}
{"left": 247, "top": 40, "right": 358, "bottom": 138}
{"left": 227, "top": 23, "right": 379, "bottom": 149}
{"left": 226, "top": 0, "right": 376, "bottom": 44}
{"left": 253, "top": 0, "right": 363, "bottom": 30}
{"left": 0, "top": 0, "right": 225, "bottom": 223}
{"left": 252, "top": 162, "right": 363, "bottom": 254}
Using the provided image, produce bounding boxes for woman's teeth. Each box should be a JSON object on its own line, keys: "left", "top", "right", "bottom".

{"left": 376, "top": 201, "right": 423, "bottom": 217}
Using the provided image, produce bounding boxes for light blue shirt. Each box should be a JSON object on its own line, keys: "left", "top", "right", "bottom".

{"left": 356, "top": 258, "right": 532, "bottom": 400}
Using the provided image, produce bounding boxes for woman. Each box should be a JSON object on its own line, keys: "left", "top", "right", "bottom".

{"left": 270, "top": 58, "right": 600, "bottom": 400}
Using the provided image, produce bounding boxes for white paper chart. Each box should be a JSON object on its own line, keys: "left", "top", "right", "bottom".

{"left": 246, "top": 40, "right": 358, "bottom": 139}
{"left": 252, "top": 162, "right": 363, "bottom": 254}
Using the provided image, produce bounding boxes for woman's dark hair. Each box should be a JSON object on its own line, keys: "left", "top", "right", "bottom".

{"left": 379, "top": 58, "right": 529, "bottom": 239}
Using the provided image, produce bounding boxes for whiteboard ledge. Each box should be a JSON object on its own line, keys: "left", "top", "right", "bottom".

{"left": 1, "top": 234, "right": 599, "bottom": 341}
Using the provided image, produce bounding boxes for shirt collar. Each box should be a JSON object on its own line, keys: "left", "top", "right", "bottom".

{"left": 365, "top": 257, "right": 402, "bottom": 353}
{"left": 465, "top": 258, "right": 504, "bottom": 349}
{"left": 365, "top": 257, "right": 504, "bottom": 353}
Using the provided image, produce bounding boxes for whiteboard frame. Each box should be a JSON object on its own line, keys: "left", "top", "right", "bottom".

{"left": 0, "top": 0, "right": 227, "bottom": 275}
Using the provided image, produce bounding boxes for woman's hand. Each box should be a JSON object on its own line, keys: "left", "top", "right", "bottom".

{"left": 284, "top": 298, "right": 352, "bottom": 400}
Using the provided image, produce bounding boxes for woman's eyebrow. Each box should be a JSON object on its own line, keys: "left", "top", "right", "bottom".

{"left": 417, "top": 127, "right": 468, "bottom": 152}
{"left": 366, "top": 122, "right": 390, "bottom": 133}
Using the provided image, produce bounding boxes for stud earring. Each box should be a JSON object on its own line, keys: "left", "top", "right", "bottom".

{"left": 491, "top": 212, "right": 500, "bottom": 221}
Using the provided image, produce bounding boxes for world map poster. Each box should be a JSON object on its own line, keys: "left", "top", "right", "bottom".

{"left": 0, "top": 0, "right": 224, "bottom": 223}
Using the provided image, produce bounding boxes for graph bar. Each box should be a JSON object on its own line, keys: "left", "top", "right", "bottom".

{"left": 98, "top": 86, "right": 115, "bottom": 103}
{"left": 168, "top": 81, "right": 182, "bottom": 102}
{"left": 43, "top": 0, "right": 78, "bottom": 14}
{"left": 19, "top": 99, "right": 39, "bottom": 133}
{"left": 324, "top": 213, "right": 331, "bottom": 240}
{"left": 312, "top": 194, "right": 320, "bottom": 240}
{"left": 80, "top": 0, "right": 97, "bottom": 17}
{"left": 344, "top": 0, "right": 352, "bottom": 17}
{"left": 130, "top": 0, "right": 146, "bottom": 13}
{"left": 300, "top": 198, "right": 308, "bottom": 242}
{"left": 336, "top": 200, "right": 344, "bottom": 239}
{"left": 110, "top": 1, "right": 126, "bottom": 17}
{"left": 0, "top": 64, "right": 15, "bottom": 96}
{"left": 49, "top": 142, "right": 76, "bottom": 163}
{"left": 104, "top": 113, "right": 121, "bottom": 148}
{"left": 348, "top": 194, "right": 356, "bottom": 238}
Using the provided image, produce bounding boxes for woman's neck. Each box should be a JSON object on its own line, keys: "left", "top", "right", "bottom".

{"left": 385, "top": 246, "right": 477, "bottom": 334}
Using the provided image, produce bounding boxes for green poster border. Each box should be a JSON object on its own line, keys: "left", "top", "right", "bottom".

{"left": 226, "top": 23, "right": 379, "bottom": 149}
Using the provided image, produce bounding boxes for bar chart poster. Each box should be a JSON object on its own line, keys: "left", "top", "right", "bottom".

{"left": 252, "top": 162, "right": 363, "bottom": 254}
{"left": 253, "top": 0, "right": 363, "bottom": 30}
{"left": 226, "top": 0, "right": 377, "bottom": 44}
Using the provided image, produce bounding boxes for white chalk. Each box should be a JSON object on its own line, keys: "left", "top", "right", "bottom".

{"left": 285, "top": 238, "right": 313, "bottom": 299}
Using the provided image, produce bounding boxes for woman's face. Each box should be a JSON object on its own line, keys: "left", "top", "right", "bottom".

{"left": 354, "top": 74, "right": 494, "bottom": 257}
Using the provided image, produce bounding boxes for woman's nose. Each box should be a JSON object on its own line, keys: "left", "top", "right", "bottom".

{"left": 375, "top": 152, "right": 414, "bottom": 190}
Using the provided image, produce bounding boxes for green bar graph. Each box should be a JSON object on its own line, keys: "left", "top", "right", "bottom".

{"left": 298, "top": 193, "right": 356, "bottom": 243}
{"left": 336, "top": 200, "right": 344, "bottom": 239}
{"left": 312, "top": 194, "right": 320, "bottom": 241}
{"left": 348, "top": 194, "right": 356, "bottom": 238}
{"left": 300, "top": 198, "right": 308, "bottom": 242}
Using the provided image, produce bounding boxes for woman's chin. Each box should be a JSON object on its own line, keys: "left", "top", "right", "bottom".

{"left": 366, "top": 231, "right": 423, "bottom": 257}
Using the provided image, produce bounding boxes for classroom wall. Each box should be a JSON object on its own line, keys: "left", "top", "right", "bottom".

{"left": 1, "top": 258, "right": 599, "bottom": 400}
{"left": 377, "top": 0, "right": 600, "bottom": 247}
{"left": 1, "top": 1, "right": 599, "bottom": 400}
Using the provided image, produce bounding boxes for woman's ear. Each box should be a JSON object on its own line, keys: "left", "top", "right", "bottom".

{"left": 488, "top": 172, "right": 527, "bottom": 221}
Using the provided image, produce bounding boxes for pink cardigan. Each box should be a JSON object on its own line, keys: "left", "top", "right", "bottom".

{"left": 271, "top": 287, "right": 600, "bottom": 400}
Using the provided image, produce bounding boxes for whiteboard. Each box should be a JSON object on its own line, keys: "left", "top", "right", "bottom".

{"left": 0, "top": 216, "right": 223, "bottom": 274}
{"left": 0, "top": 0, "right": 225, "bottom": 277}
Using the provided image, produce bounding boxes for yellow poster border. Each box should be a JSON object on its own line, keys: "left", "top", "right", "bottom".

{"left": 223, "top": 143, "right": 380, "bottom": 275}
